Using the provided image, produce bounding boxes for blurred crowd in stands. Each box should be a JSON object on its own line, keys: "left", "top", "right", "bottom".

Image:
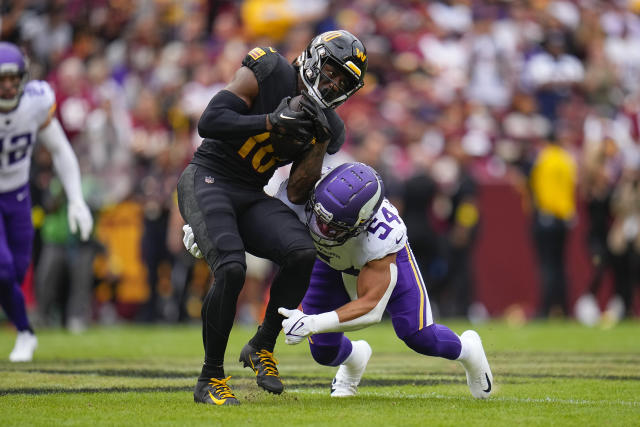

{"left": 2, "top": 0, "right": 640, "bottom": 331}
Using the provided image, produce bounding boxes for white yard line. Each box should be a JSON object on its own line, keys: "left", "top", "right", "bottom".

{"left": 287, "top": 388, "right": 640, "bottom": 407}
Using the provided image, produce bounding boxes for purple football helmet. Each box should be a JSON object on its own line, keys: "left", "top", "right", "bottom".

{"left": 307, "top": 162, "right": 384, "bottom": 246}
{"left": 0, "top": 42, "right": 28, "bottom": 111}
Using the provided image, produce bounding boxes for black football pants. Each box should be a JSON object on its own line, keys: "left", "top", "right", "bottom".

{"left": 177, "top": 164, "right": 316, "bottom": 376}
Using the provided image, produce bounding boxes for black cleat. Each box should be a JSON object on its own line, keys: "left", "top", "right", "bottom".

{"left": 194, "top": 376, "right": 240, "bottom": 406}
{"left": 239, "top": 343, "right": 284, "bottom": 394}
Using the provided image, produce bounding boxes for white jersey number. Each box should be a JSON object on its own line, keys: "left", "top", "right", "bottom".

{"left": 367, "top": 206, "right": 402, "bottom": 240}
{"left": 0, "top": 132, "right": 34, "bottom": 169}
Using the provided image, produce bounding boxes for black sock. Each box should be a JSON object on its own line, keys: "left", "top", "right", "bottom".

{"left": 248, "top": 325, "right": 279, "bottom": 352}
{"left": 198, "top": 359, "right": 225, "bottom": 381}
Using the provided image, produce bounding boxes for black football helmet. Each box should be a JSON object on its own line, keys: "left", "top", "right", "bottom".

{"left": 297, "top": 30, "right": 367, "bottom": 108}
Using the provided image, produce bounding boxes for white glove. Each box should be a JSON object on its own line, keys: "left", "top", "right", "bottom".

{"left": 278, "top": 307, "right": 313, "bottom": 345}
{"left": 182, "top": 224, "right": 203, "bottom": 259}
{"left": 67, "top": 199, "right": 93, "bottom": 241}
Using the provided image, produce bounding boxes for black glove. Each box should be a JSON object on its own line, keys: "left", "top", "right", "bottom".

{"left": 300, "top": 92, "right": 333, "bottom": 144}
{"left": 268, "top": 96, "right": 314, "bottom": 142}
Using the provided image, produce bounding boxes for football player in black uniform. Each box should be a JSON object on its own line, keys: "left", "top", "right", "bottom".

{"left": 177, "top": 30, "right": 367, "bottom": 405}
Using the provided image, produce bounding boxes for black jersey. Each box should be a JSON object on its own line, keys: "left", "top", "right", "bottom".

{"left": 192, "top": 47, "right": 345, "bottom": 189}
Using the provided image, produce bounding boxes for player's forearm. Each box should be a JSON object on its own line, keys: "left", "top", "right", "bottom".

{"left": 335, "top": 298, "right": 380, "bottom": 323}
{"left": 287, "top": 139, "right": 328, "bottom": 204}
{"left": 308, "top": 301, "right": 383, "bottom": 334}
{"left": 310, "top": 263, "right": 399, "bottom": 334}
{"left": 197, "top": 90, "right": 268, "bottom": 140}
{"left": 38, "top": 118, "right": 85, "bottom": 203}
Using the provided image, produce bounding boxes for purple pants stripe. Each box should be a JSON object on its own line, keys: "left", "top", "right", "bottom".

{"left": 0, "top": 184, "right": 34, "bottom": 331}
{"left": 400, "top": 244, "right": 433, "bottom": 330}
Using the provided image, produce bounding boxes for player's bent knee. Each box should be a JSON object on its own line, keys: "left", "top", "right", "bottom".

{"left": 402, "top": 326, "right": 439, "bottom": 357}
{"left": 309, "top": 343, "right": 342, "bottom": 367}
{"left": 283, "top": 247, "right": 317, "bottom": 269}
{"left": 216, "top": 261, "right": 246, "bottom": 289}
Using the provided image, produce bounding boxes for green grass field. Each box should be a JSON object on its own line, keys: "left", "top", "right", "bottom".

{"left": 1, "top": 320, "right": 639, "bottom": 426}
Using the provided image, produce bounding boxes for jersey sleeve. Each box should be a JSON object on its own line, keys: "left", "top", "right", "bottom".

{"left": 274, "top": 178, "right": 307, "bottom": 223}
{"left": 358, "top": 199, "right": 408, "bottom": 265}
{"left": 241, "top": 47, "right": 281, "bottom": 83}
{"left": 325, "top": 109, "right": 345, "bottom": 154}
{"left": 25, "top": 80, "right": 56, "bottom": 128}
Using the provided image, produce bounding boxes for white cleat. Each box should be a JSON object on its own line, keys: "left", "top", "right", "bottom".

{"left": 9, "top": 331, "right": 38, "bottom": 362}
{"left": 330, "top": 340, "right": 372, "bottom": 397}
{"left": 574, "top": 293, "right": 601, "bottom": 326}
{"left": 459, "top": 330, "right": 493, "bottom": 399}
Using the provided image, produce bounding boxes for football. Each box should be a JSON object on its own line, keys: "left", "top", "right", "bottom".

{"left": 270, "top": 94, "right": 314, "bottom": 161}
{"left": 289, "top": 94, "right": 304, "bottom": 112}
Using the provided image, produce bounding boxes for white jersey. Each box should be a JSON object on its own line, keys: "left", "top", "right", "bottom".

{"left": 276, "top": 181, "right": 408, "bottom": 272}
{"left": 0, "top": 80, "right": 56, "bottom": 192}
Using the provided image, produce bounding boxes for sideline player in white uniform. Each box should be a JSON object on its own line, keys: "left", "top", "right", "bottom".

{"left": 184, "top": 162, "right": 493, "bottom": 398}
{"left": 0, "top": 42, "right": 93, "bottom": 362}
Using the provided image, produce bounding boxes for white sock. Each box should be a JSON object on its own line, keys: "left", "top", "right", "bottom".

{"left": 456, "top": 334, "right": 471, "bottom": 362}
{"left": 343, "top": 341, "right": 367, "bottom": 370}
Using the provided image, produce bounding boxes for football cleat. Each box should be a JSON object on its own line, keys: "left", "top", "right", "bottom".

{"left": 330, "top": 340, "right": 372, "bottom": 397}
{"left": 193, "top": 376, "right": 240, "bottom": 406}
{"left": 459, "top": 330, "right": 493, "bottom": 399}
{"left": 574, "top": 293, "right": 601, "bottom": 326}
{"left": 239, "top": 343, "right": 284, "bottom": 394}
{"left": 9, "top": 331, "right": 37, "bottom": 362}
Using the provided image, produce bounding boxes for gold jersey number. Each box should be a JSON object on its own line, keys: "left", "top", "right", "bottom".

{"left": 237, "top": 132, "right": 278, "bottom": 173}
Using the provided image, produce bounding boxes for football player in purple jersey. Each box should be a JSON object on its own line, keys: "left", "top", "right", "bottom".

{"left": 276, "top": 162, "right": 493, "bottom": 398}
{"left": 0, "top": 42, "right": 93, "bottom": 362}
{"left": 184, "top": 162, "right": 494, "bottom": 399}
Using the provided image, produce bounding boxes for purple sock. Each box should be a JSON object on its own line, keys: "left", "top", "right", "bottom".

{"left": 0, "top": 277, "right": 31, "bottom": 332}
{"left": 403, "top": 324, "right": 461, "bottom": 360}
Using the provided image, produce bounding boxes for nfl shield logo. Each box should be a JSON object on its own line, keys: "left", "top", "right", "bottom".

{"left": 204, "top": 176, "right": 215, "bottom": 184}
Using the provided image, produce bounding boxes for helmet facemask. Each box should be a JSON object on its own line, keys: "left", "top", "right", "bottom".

{"left": 306, "top": 193, "right": 374, "bottom": 247}
{"left": 298, "top": 31, "right": 366, "bottom": 109}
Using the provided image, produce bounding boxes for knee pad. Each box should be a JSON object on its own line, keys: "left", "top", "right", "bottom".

{"left": 202, "top": 261, "right": 246, "bottom": 315}
{"left": 282, "top": 248, "right": 316, "bottom": 271}
{"left": 215, "top": 261, "right": 246, "bottom": 292}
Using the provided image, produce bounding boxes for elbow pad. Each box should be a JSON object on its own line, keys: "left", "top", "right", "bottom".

{"left": 197, "top": 90, "right": 267, "bottom": 140}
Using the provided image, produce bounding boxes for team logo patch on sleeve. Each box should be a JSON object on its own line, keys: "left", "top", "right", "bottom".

{"left": 247, "top": 47, "right": 276, "bottom": 61}
{"left": 248, "top": 47, "right": 266, "bottom": 60}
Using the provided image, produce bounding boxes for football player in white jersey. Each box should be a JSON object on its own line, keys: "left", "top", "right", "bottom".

{"left": 184, "top": 162, "right": 493, "bottom": 399}
{"left": 0, "top": 42, "right": 93, "bottom": 362}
